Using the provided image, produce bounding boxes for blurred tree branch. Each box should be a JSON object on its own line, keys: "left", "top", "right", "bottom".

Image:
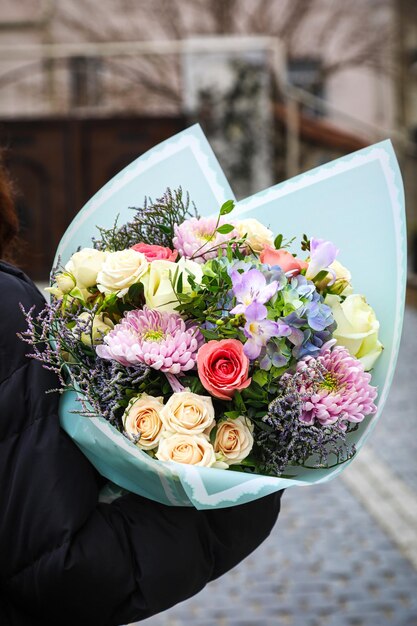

{"left": 53, "top": 0, "right": 393, "bottom": 110}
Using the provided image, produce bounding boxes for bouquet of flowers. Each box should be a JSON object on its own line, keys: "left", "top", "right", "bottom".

{"left": 19, "top": 126, "right": 406, "bottom": 509}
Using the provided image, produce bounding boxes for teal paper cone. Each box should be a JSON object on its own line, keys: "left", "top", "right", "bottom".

{"left": 55, "top": 126, "right": 406, "bottom": 509}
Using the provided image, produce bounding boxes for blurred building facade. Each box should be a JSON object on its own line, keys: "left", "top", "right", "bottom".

{"left": 0, "top": 0, "right": 416, "bottom": 278}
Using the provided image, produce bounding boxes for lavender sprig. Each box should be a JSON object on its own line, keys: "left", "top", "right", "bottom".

{"left": 19, "top": 301, "right": 150, "bottom": 426}
{"left": 92, "top": 187, "right": 197, "bottom": 251}
{"left": 255, "top": 368, "right": 355, "bottom": 476}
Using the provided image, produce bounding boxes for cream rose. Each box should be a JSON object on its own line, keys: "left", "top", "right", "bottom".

{"left": 325, "top": 293, "right": 383, "bottom": 370}
{"left": 77, "top": 312, "right": 114, "bottom": 346}
{"left": 156, "top": 433, "right": 216, "bottom": 466}
{"left": 141, "top": 257, "right": 203, "bottom": 312}
{"left": 214, "top": 416, "right": 254, "bottom": 465}
{"left": 65, "top": 248, "right": 107, "bottom": 289}
{"left": 123, "top": 394, "right": 165, "bottom": 450}
{"left": 97, "top": 249, "right": 148, "bottom": 297}
{"left": 235, "top": 218, "right": 275, "bottom": 254}
{"left": 316, "top": 260, "right": 353, "bottom": 296}
{"left": 160, "top": 391, "right": 215, "bottom": 435}
{"left": 55, "top": 272, "right": 76, "bottom": 294}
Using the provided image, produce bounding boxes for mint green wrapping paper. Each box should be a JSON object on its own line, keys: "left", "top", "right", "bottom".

{"left": 56, "top": 125, "right": 406, "bottom": 509}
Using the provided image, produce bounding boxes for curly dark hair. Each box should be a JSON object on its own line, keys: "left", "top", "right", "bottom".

{"left": 0, "top": 152, "right": 19, "bottom": 262}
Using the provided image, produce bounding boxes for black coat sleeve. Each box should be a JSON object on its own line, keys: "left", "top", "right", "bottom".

{"left": 0, "top": 263, "right": 283, "bottom": 626}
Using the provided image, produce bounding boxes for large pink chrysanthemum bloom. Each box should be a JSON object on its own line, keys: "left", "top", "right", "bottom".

{"left": 96, "top": 307, "right": 204, "bottom": 374}
{"left": 295, "top": 346, "right": 377, "bottom": 428}
{"left": 173, "top": 216, "right": 237, "bottom": 263}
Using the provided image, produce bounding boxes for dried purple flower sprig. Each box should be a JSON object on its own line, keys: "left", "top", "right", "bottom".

{"left": 19, "top": 301, "right": 150, "bottom": 425}
{"left": 255, "top": 365, "right": 355, "bottom": 476}
{"left": 92, "top": 187, "right": 197, "bottom": 252}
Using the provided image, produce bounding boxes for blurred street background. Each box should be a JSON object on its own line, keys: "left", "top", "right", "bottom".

{"left": 2, "top": 1, "right": 416, "bottom": 624}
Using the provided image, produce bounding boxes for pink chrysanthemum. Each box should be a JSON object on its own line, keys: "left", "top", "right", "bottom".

{"left": 173, "top": 216, "right": 237, "bottom": 263}
{"left": 295, "top": 346, "right": 377, "bottom": 428}
{"left": 96, "top": 307, "right": 204, "bottom": 374}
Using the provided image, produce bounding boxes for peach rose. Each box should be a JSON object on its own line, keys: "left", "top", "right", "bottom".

{"left": 156, "top": 433, "right": 216, "bottom": 466}
{"left": 160, "top": 391, "right": 215, "bottom": 435}
{"left": 260, "top": 246, "right": 308, "bottom": 275}
{"left": 123, "top": 393, "right": 165, "bottom": 450}
{"left": 214, "top": 416, "right": 254, "bottom": 465}
{"left": 131, "top": 243, "right": 178, "bottom": 263}
{"left": 197, "top": 339, "right": 251, "bottom": 400}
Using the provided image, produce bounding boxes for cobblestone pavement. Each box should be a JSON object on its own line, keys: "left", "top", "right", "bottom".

{"left": 368, "top": 307, "right": 417, "bottom": 493}
{"left": 136, "top": 306, "right": 417, "bottom": 626}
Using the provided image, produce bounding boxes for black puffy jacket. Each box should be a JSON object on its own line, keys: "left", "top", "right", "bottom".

{"left": 0, "top": 261, "right": 282, "bottom": 626}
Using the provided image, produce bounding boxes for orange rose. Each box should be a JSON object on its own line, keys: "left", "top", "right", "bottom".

{"left": 260, "top": 246, "right": 308, "bottom": 276}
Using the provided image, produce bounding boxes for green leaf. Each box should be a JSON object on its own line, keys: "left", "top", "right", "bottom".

{"left": 200, "top": 329, "right": 219, "bottom": 340}
{"left": 209, "top": 425, "right": 218, "bottom": 444}
{"left": 313, "top": 270, "right": 328, "bottom": 283}
{"left": 220, "top": 199, "right": 235, "bottom": 216}
{"left": 127, "top": 282, "right": 143, "bottom": 302}
{"left": 217, "top": 224, "right": 235, "bottom": 235}
{"left": 224, "top": 411, "right": 241, "bottom": 420}
{"left": 253, "top": 369, "right": 269, "bottom": 387}
{"left": 158, "top": 224, "right": 172, "bottom": 235}
{"left": 233, "top": 391, "right": 246, "bottom": 413}
{"left": 274, "top": 234, "right": 283, "bottom": 249}
{"left": 176, "top": 272, "right": 183, "bottom": 294}
{"left": 69, "top": 287, "right": 86, "bottom": 302}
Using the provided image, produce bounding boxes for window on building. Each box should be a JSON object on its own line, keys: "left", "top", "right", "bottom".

{"left": 287, "top": 58, "right": 325, "bottom": 117}
{"left": 69, "top": 56, "right": 102, "bottom": 109}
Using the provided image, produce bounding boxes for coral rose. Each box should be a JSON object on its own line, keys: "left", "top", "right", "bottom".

{"left": 260, "top": 246, "right": 307, "bottom": 275}
{"left": 131, "top": 242, "right": 178, "bottom": 262}
{"left": 197, "top": 339, "right": 251, "bottom": 400}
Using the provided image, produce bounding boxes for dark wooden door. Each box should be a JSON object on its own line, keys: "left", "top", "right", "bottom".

{"left": 0, "top": 116, "right": 185, "bottom": 280}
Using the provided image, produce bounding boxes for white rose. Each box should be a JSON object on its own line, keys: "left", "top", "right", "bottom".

{"left": 156, "top": 433, "right": 216, "bottom": 466}
{"left": 65, "top": 248, "right": 107, "bottom": 288}
{"left": 141, "top": 257, "right": 203, "bottom": 312}
{"left": 123, "top": 394, "right": 165, "bottom": 450}
{"left": 55, "top": 272, "right": 76, "bottom": 294}
{"left": 235, "top": 218, "right": 275, "bottom": 254}
{"left": 77, "top": 312, "right": 114, "bottom": 346}
{"left": 214, "top": 416, "right": 254, "bottom": 465}
{"left": 97, "top": 249, "right": 148, "bottom": 297}
{"left": 160, "top": 391, "right": 215, "bottom": 435}
{"left": 325, "top": 293, "right": 383, "bottom": 371}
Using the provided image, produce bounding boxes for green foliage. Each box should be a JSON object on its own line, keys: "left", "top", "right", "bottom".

{"left": 219, "top": 199, "right": 235, "bottom": 216}
{"left": 301, "top": 233, "right": 310, "bottom": 252}
{"left": 274, "top": 233, "right": 283, "bottom": 249}
{"left": 217, "top": 224, "right": 235, "bottom": 235}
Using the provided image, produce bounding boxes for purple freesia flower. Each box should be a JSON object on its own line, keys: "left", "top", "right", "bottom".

{"left": 231, "top": 268, "right": 278, "bottom": 315}
{"left": 306, "top": 238, "right": 339, "bottom": 281}
{"left": 243, "top": 302, "right": 290, "bottom": 360}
